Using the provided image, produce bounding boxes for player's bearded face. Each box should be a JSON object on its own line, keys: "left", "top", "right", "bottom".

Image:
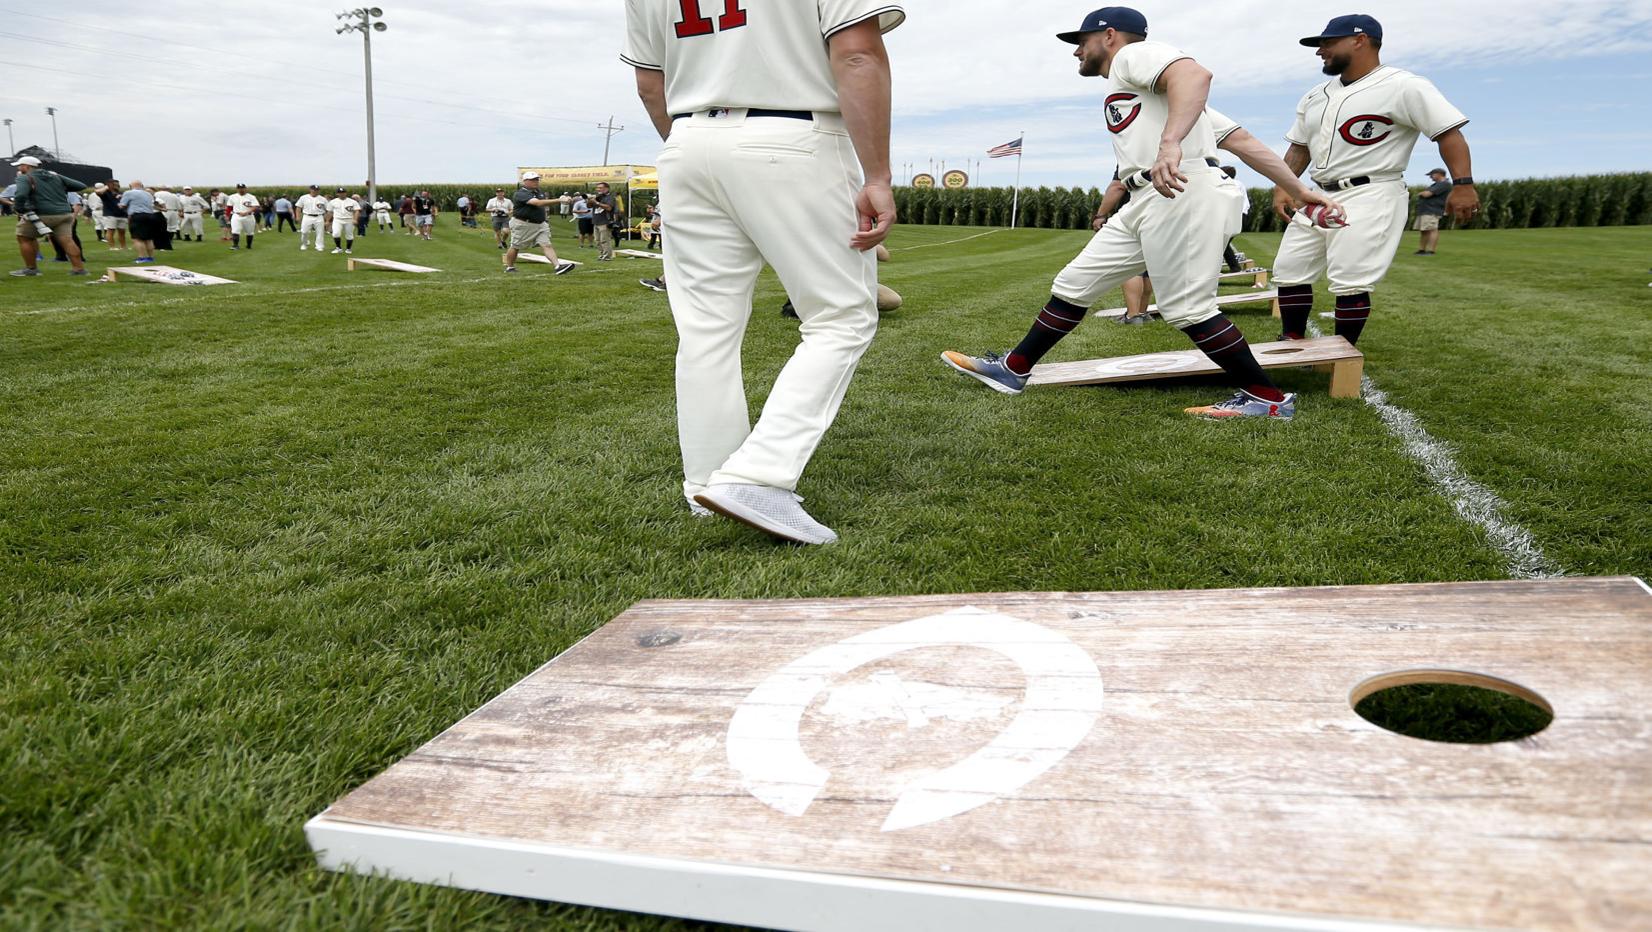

{"left": 1319, "top": 38, "right": 1353, "bottom": 75}
{"left": 1075, "top": 33, "right": 1109, "bottom": 77}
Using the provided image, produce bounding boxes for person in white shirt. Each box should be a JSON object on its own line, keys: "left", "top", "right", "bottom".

{"left": 1270, "top": 13, "right": 1478, "bottom": 345}
{"left": 225, "top": 183, "right": 261, "bottom": 250}
{"left": 294, "top": 184, "right": 329, "bottom": 251}
{"left": 88, "top": 182, "right": 107, "bottom": 242}
{"left": 210, "top": 188, "right": 231, "bottom": 241}
{"left": 571, "top": 194, "right": 593, "bottom": 247}
{"left": 372, "top": 196, "right": 393, "bottom": 231}
{"left": 152, "top": 184, "right": 182, "bottom": 251}
{"left": 484, "top": 188, "right": 513, "bottom": 249}
{"left": 177, "top": 187, "right": 209, "bottom": 241}
{"left": 327, "top": 188, "right": 361, "bottom": 254}
{"left": 624, "top": 0, "right": 903, "bottom": 543}
{"left": 942, "top": 6, "right": 1343, "bottom": 421}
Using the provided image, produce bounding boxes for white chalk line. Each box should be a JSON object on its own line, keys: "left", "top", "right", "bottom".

{"left": 891, "top": 228, "right": 1005, "bottom": 252}
{"left": 1307, "top": 321, "right": 1563, "bottom": 579}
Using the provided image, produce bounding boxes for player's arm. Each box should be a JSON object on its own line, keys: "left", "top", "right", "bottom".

{"left": 1218, "top": 128, "right": 1342, "bottom": 218}
{"left": 1271, "top": 142, "right": 1312, "bottom": 221}
{"left": 634, "top": 68, "right": 672, "bottom": 141}
{"left": 829, "top": 18, "right": 895, "bottom": 250}
{"left": 1149, "top": 59, "right": 1212, "bottom": 198}
{"left": 1435, "top": 127, "right": 1478, "bottom": 222}
{"left": 1093, "top": 180, "right": 1127, "bottom": 230}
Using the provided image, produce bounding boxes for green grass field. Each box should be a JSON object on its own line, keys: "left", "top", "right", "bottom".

{"left": 3, "top": 216, "right": 1649, "bottom": 929}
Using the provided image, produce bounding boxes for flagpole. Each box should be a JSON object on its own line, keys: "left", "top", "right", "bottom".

{"left": 1010, "top": 130, "right": 1024, "bottom": 230}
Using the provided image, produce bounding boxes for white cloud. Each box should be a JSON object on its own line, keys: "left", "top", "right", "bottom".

{"left": 6, "top": 0, "right": 1650, "bottom": 187}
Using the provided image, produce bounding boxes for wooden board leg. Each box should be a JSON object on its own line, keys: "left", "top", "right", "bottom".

{"left": 347, "top": 259, "right": 359, "bottom": 271}
{"left": 1329, "top": 356, "right": 1364, "bottom": 398}
{"left": 1271, "top": 296, "right": 1281, "bottom": 319}
{"left": 1255, "top": 270, "right": 1270, "bottom": 288}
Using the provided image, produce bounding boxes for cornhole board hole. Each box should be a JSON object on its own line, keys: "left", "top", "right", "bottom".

{"left": 514, "top": 254, "right": 582, "bottom": 267}
{"left": 107, "top": 265, "right": 236, "bottom": 286}
{"left": 347, "top": 258, "right": 440, "bottom": 273}
{"left": 616, "top": 249, "right": 663, "bottom": 259}
{"left": 1217, "top": 267, "right": 1270, "bottom": 288}
{"left": 307, "top": 576, "right": 1652, "bottom": 932}
{"left": 1094, "top": 289, "right": 1280, "bottom": 321}
{"left": 1028, "top": 335, "right": 1363, "bottom": 397}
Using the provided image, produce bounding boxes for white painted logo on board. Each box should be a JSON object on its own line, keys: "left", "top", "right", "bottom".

{"left": 725, "top": 607, "right": 1103, "bottom": 832}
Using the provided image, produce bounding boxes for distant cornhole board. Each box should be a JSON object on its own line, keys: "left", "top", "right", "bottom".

{"left": 1218, "top": 267, "right": 1270, "bottom": 288}
{"left": 107, "top": 265, "right": 236, "bottom": 286}
{"left": 307, "top": 576, "right": 1652, "bottom": 931}
{"left": 615, "top": 249, "right": 662, "bottom": 259}
{"left": 514, "top": 253, "right": 581, "bottom": 267}
{"left": 347, "top": 258, "right": 439, "bottom": 273}
{"left": 1095, "top": 289, "right": 1281, "bottom": 320}
{"left": 1029, "top": 334, "right": 1363, "bottom": 397}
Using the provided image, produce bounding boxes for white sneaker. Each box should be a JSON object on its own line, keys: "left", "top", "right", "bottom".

{"left": 345, "top": 248, "right": 352, "bottom": 254}
{"left": 693, "top": 483, "right": 838, "bottom": 545}
{"left": 330, "top": 247, "right": 343, "bottom": 254}
{"left": 299, "top": 244, "right": 307, "bottom": 250}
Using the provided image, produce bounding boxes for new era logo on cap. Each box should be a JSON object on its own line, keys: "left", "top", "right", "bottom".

{"left": 1056, "top": 5, "right": 1148, "bottom": 44}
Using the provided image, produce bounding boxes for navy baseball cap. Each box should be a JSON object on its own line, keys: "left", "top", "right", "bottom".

{"left": 1057, "top": 6, "right": 1148, "bottom": 44}
{"left": 1300, "top": 14, "right": 1382, "bottom": 46}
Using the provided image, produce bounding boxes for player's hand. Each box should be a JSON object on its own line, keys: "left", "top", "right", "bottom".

{"left": 1150, "top": 141, "right": 1187, "bottom": 198}
{"left": 1297, "top": 188, "right": 1347, "bottom": 225}
{"left": 1272, "top": 187, "right": 1301, "bottom": 223}
{"left": 1446, "top": 184, "right": 1479, "bottom": 224}
{"left": 851, "top": 181, "right": 895, "bottom": 251}
{"left": 1091, "top": 214, "right": 1106, "bottom": 232}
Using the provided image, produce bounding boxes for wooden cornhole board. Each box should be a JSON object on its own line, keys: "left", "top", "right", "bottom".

{"left": 1094, "top": 289, "right": 1281, "bottom": 320}
{"left": 1217, "top": 267, "right": 1270, "bottom": 288}
{"left": 616, "top": 249, "right": 663, "bottom": 259}
{"left": 1029, "top": 335, "right": 1363, "bottom": 397}
{"left": 307, "top": 576, "right": 1652, "bottom": 932}
{"left": 107, "top": 265, "right": 236, "bottom": 286}
{"left": 514, "top": 253, "right": 582, "bottom": 267}
{"left": 347, "top": 257, "right": 439, "bottom": 273}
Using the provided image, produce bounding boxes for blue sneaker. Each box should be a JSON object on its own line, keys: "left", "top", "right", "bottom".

{"left": 941, "top": 350, "right": 1028, "bottom": 395}
{"left": 1185, "top": 390, "right": 1297, "bottom": 420}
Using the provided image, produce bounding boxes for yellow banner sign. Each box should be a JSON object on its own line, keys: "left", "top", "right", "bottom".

{"left": 517, "top": 165, "right": 654, "bottom": 185}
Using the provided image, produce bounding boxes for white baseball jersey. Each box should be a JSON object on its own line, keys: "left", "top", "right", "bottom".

{"left": 180, "top": 194, "right": 208, "bottom": 213}
{"left": 211, "top": 193, "right": 227, "bottom": 211}
{"left": 296, "top": 193, "right": 329, "bottom": 216}
{"left": 226, "top": 193, "right": 260, "bottom": 215}
{"left": 485, "top": 196, "right": 511, "bottom": 216}
{"left": 621, "top": 0, "right": 905, "bottom": 113}
{"left": 1102, "top": 41, "right": 1220, "bottom": 178}
{"left": 154, "top": 190, "right": 182, "bottom": 212}
{"left": 1206, "top": 106, "right": 1241, "bottom": 146}
{"left": 327, "top": 197, "right": 360, "bottom": 219}
{"left": 373, "top": 200, "right": 392, "bottom": 213}
{"left": 1286, "top": 66, "right": 1467, "bottom": 183}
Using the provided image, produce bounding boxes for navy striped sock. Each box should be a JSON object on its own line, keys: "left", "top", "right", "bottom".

{"left": 1278, "top": 284, "right": 1314, "bottom": 339}
{"left": 1334, "top": 293, "right": 1372, "bottom": 345}
{"left": 1007, "top": 296, "right": 1088, "bottom": 375}
{"left": 1182, "top": 314, "right": 1283, "bottom": 401}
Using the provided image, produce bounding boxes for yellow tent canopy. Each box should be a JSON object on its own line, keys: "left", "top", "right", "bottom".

{"left": 631, "top": 170, "right": 659, "bottom": 191}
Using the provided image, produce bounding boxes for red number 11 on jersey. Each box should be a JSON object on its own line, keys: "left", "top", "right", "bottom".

{"left": 675, "top": 0, "right": 747, "bottom": 38}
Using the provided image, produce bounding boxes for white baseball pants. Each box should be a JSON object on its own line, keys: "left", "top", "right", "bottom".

{"left": 1051, "top": 166, "right": 1239, "bottom": 328}
{"left": 331, "top": 217, "right": 356, "bottom": 240}
{"left": 179, "top": 214, "right": 203, "bottom": 237}
{"left": 301, "top": 216, "right": 326, "bottom": 248}
{"left": 230, "top": 214, "right": 258, "bottom": 236}
{"left": 657, "top": 109, "right": 879, "bottom": 498}
{"left": 164, "top": 210, "right": 181, "bottom": 233}
{"left": 1273, "top": 179, "right": 1408, "bottom": 295}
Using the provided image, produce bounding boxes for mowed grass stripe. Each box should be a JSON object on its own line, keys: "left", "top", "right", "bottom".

{"left": 1, "top": 220, "right": 1643, "bottom": 930}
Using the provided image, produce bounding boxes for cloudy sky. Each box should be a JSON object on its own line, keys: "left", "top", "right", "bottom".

{"left": 6, "top": 0, "right": 1651, "bottom": 190}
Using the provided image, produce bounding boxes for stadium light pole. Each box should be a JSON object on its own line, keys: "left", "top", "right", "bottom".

{"left": 44, "top": 107, "right": 60, "bottom": 159}
{"left": 3, "top": 119, "right": 14, "bottom": 158}
{"left": 336, "top": 8, "right": 388, "bottom": 205}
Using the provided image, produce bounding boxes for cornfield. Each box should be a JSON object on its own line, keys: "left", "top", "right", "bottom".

{"left": 892, "top": 173, "right": 1652, "bottom": 231}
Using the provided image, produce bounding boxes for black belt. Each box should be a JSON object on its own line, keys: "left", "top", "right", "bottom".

{"left": 1123, "top": 157, "right": 1220, "bottom": 192}
{"left": 1323, "top": 176, "right": 1372, "bottom": 190}
{"left": 671, "top": 108, "right": 813, "bottom": 121}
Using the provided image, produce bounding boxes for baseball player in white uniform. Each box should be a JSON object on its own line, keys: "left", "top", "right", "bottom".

{"left": 943, "top": 7, "right": 1343, "bottom": 420}
{"left": 153, "top": 184, "right": 182, "bottom": 246}
{"left": 87, "top": 183, "right": 106, "bottom": 241}
{"left": 372, "top": 197, "right": 394, "bottom": 231}
{"left": 178, "top": 187, "right": 208, "bottom": 241}
{"left": 623, "top": 0, "right": 903, "bottom": 544}
{"left": 1271, "top": 14, "right": 1477, "bottom": 345}
{"left": 327, "top": 188, "right": 360, "bottom": 254}
{"left": 295, "top": 185, "right": 329, "bottom": 251}
{"left": 226, "top": 184, "right": 261, "bottom": 250}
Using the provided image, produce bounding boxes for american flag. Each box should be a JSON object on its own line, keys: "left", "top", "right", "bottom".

{"left": 987, "top": 137, "right": 1023, "bottom": 158}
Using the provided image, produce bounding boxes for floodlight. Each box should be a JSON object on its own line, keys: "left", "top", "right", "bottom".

{"left": 369, "top": 7, "right": 383, "bottom": 17}
{"left": 373, "top": 21, "right": 387, "bottom": 31}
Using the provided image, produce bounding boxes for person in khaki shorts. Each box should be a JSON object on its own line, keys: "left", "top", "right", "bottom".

{"left": 9, "top": 155, "right": 88, "bottom": 277}
{"left": 502, "top": 172, "right": 577, "bottom": 275}
{"left": 1413, "top": 168, "right": 1451, "bottom": 255}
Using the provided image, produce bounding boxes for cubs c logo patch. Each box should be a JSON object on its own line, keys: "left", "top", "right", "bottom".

{"left": 1338, "top": 114, "right": 1394, "bottom": 146}
{"left": 1105, "top": 93, "right": 1141, "bottom": 134}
